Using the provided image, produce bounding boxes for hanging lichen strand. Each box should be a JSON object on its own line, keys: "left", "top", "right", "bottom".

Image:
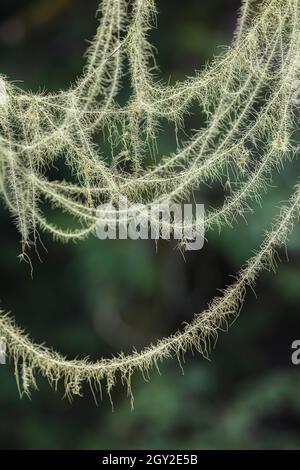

{"left": 0, "top": 0, "right": 300, "bottom": 402}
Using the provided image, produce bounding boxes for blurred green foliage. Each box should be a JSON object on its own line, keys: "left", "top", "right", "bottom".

{"left": 0, "top": 0, "right": 300, "bottom": 450}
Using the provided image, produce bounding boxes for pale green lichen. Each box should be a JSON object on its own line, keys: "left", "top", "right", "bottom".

{"left": 0, "top": 0, "right": 299, "bottom": 402}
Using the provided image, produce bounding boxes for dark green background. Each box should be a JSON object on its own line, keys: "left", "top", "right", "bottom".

{"left": 0, "top": 0, "right": 300, "bottom": 450}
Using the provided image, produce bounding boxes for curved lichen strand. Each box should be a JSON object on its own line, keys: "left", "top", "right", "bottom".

{"left": 0, "top": 183, "right": 299, "bottom": 402}
{"left": 0, "top": 0, "right": 300, "bottom": 402}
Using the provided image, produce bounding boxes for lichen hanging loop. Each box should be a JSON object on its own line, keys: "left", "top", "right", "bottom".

{"left": 0, "top": 0, "right": 299, "bottom": 403}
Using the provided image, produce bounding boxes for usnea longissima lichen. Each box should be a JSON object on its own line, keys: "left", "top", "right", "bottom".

{"left": 0, "top": 0, "right": 300, "bottom": 404}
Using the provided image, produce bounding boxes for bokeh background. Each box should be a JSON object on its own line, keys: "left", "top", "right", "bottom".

{"left": 1, "top": 0, "right": 300, "bottom": 450}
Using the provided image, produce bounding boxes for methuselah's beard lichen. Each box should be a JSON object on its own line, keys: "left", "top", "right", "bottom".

{"left": 0, "top": 0, "right": 300, "bottom": 404}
